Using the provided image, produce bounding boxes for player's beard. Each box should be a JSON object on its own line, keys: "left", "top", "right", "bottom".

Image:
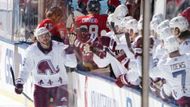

{"left": 39, "top": 38, "right": 51, "bottom": 49}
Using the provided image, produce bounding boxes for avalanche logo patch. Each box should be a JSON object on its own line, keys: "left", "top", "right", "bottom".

{"left": 37, "top": 59, "right": 60, "bottom": 75}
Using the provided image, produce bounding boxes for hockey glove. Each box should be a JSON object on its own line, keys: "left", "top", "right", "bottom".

{"left": 150, "top": 77, "right": 166, "bottom": 96}
{"left": 115, "top": 75, "right": 125, "bottom": 88}
{"left": 115, "top": 74, "right": 130, "bottom": 88}
{"left": 15, "top": 78, "right": 24, "bottom": 94}
{"left": 95, "top": 50, "right": 106, "bottom": 59}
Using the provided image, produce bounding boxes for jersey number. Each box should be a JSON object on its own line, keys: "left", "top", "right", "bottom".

{"left": 80, "top": 25, "right": 99, "bottom": 37}
{"left": 172, "top": 70, "right": 186, "bottom": 90}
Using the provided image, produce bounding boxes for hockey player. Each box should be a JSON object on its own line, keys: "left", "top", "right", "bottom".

{"left": 115, "top": 36, "right": 155, "bottom": 88}
{"left": 153, "top": 27, "right": 171, "bottom": 67}
{"left": 169, "top": 16, "right": 189, "bottom": 39}
{"left": 115, "top": 17, "right": 155, "bottom": 85}
{"left": 69, "top": 27, "right": 106, "bottom": 71}
{"left": 150, "top": 16, "right": 163, "bottom": 46}
{"left": 70, "top": 0, "right": 110, "bottom": 72}
{"left": 114, "top": 17, "right": 154, "bottom": 86}
{"left": 150, "top": 13, "right": 164, "bottom": 37}
{"left": 96, "top": 7, "right": 135, "bottom": 78}
{"left": 127, "top": 19, "right": 139, "bottom": 43}
{"left": 152, "top": 36, "right": 190, "bottom": 107}
{"left": 74, "top": 0, "right": 110, "bottom": 38}
{"left": 14, "top": 27, "right": 77, "bottom": 107}
{"left": 169, "top": 16, "right": 190, "bottom": 54}
{"left": 150, "top": 19, "right": 170, "bottom": 67}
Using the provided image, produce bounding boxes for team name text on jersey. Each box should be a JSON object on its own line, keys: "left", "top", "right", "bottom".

{"left": 82, "top": 18, "right": 98, "bottom": 23}
{"left": 170, "top": 62, "right": 186, "bottom": 71}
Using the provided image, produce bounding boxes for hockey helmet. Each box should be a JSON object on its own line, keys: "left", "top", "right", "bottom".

{"left": 107, "top": 13, "right": 115, "bottom": 24}
{"left": 152, "top": 13, "right": 164, "bottom": 22}
{"left": 150, "top": 18, "right": 162, "bottom": 32}
{"left": 34, "top": 27, "right": 50, "bottom": 38}
{"left": 126, "top": 19, "right": 138, "bottom": 33}
{"left": 114, "top": 4, "right": 128, "bottom": 18}
{"left": 87, "top": 0, "right": 101, "bottom": 13}
{"left": 159, "top": 27, "right": 172, "bottom": 40}
{"left": 157, "top": 19, "right": 170, "bottom": 34}
{"left": 169, "top": 16, "right": 189, "bottom": 32}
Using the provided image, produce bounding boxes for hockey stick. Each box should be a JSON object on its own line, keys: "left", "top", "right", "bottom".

{"left": 10, "top": 66, "right": 34, "bottom": 102}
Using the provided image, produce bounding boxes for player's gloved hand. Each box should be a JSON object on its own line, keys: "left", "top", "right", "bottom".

{"left": 150, "top": 77, "right": 166, "bottom": 93}
{"left": 15, "top": 78, "right": 24, "bottom": 94}
{"left": 68, "top": 33, "right": 76, "bottom": 46}
{"left": 115, "top": 74, "right": 126, "bottom": 88}
{"left": 97, "top": 51, "right": 106, "bottom": 59}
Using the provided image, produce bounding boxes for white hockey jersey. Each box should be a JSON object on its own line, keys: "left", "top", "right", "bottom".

{"left": 179, "top": 38, "right": 190, "bottom": 54}
{"left": 18, "top": 41, "right": 77, "bottom": 88}
{"left": 157, "top": 54, "right": 190, "bottom": 100}
{"left": 153, "top": 43, "right": 168, "bottom": 67}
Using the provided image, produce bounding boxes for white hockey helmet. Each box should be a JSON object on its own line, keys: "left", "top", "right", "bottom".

{"left": 107, "top": 13, "right": 115, "bottom": 25}
{"left": 157, "top": 19, "right": 170, "bottom": 34}
{"left": 126, "top": 19, "right": 138, "bottom": 33}
{"left": 121, "top": 16, "right": 133, "bottom": 26}
{"left": 169, "top": 16, "right": 189, "bottom": 32}
{"left": 113, "top": 4, "right": 128, "bottom": 18}
{"left": 120, "top": 16, "right": 133, "bottom": 31}
{"left": 122, "top": 16, "right": 133, "bottom": 22}
{"left": 150, "top": 18, "right": 162, "bottom": 32}
{"left": 114, "top": 17, "right": 123, "bottom": 27}
{"left": 164, "top": 36, "right": 180, "bottom": 53}
{"left": 159, "top": 27, "right": 172, "bottom": 40}
{"left": 34, "top": 27, "right": 50, "bottom": 38}
{"left": 107, "top": 13, "right": 122, "bottom": 27}
{"left": 152, "top": 13, "right": 164, "bottom": 22}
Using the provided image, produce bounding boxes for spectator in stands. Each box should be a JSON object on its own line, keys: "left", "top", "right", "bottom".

{"left": 66, "top": 0, "right": 85, "bottom": 30}
{"left": 125, "top": 0, "right": 141, "bottom": 20}
{"left": 180, "top": 6, "right": 190, "bottom": 27}
{"left": 107, "top": 0, "right": 121, "bottom": 14}
{"left": 176, "top": 0, "right": 190, "bottom": 16}
{"left": 37, "top": 6, "right": 67, "bottom": 42}
{"left": 77, "top": 0, "right": 88, "bottom": 15}
{"left": 14, "top": 27, "right": 77, "bottom": 107}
